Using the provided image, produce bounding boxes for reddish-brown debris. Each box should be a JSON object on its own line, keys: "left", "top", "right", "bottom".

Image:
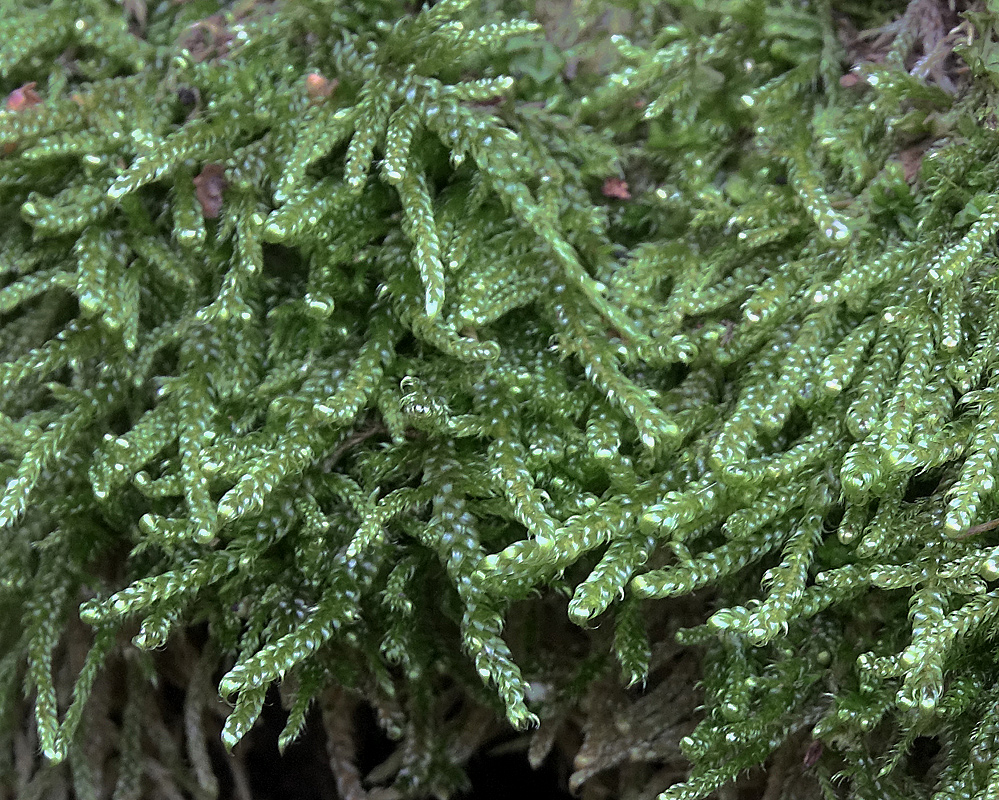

{"left": 193, "top": 163, "right": 228, "bottom": 219}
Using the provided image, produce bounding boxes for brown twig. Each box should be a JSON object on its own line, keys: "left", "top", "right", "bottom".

{"left": 322, "top": 687, "right": 368, "bottom": 800}
{"left": 955, "top": 517, "right": 999, "bottom": 539}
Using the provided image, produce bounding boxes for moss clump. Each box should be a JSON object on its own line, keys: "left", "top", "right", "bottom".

{"left": 5, "top": 0, "right": 999, "bottom": 797}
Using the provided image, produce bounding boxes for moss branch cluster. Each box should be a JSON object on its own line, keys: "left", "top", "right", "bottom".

{"left": 4, "top": 0, "right": 999, "bottom": 797}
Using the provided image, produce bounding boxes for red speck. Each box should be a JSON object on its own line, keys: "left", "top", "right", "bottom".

{"left": 839, "top": 73, "right": 860, "bottom": 88}
{"left": 305, "top": 72, "right": 337, "bottom": 102}
{"left": 803, "top": 740, "right": 823, "bottom": 768}
{"left": 5, "top": 82, "right": 41, "bottom": 112}
{"left": 602, "top": 177, "right": 631, "bottom": 200}
{"left": 193, "top": 163, "right": 228, "bottom": 219}
{"left": 3, "top": 82, "right": 42, "bottom": 155}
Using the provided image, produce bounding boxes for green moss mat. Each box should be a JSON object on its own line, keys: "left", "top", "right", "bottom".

{"left": 3, "top": 1, "right": 999, "bottom": 797}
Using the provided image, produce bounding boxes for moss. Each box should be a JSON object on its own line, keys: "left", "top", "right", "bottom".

{"left": 4, "top": 0, "right": 999, "bottom": 797}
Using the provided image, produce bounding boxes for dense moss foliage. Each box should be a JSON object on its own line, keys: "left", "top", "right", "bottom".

{"left": 5, "top": 0, "right": 999, "bottom": 797}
